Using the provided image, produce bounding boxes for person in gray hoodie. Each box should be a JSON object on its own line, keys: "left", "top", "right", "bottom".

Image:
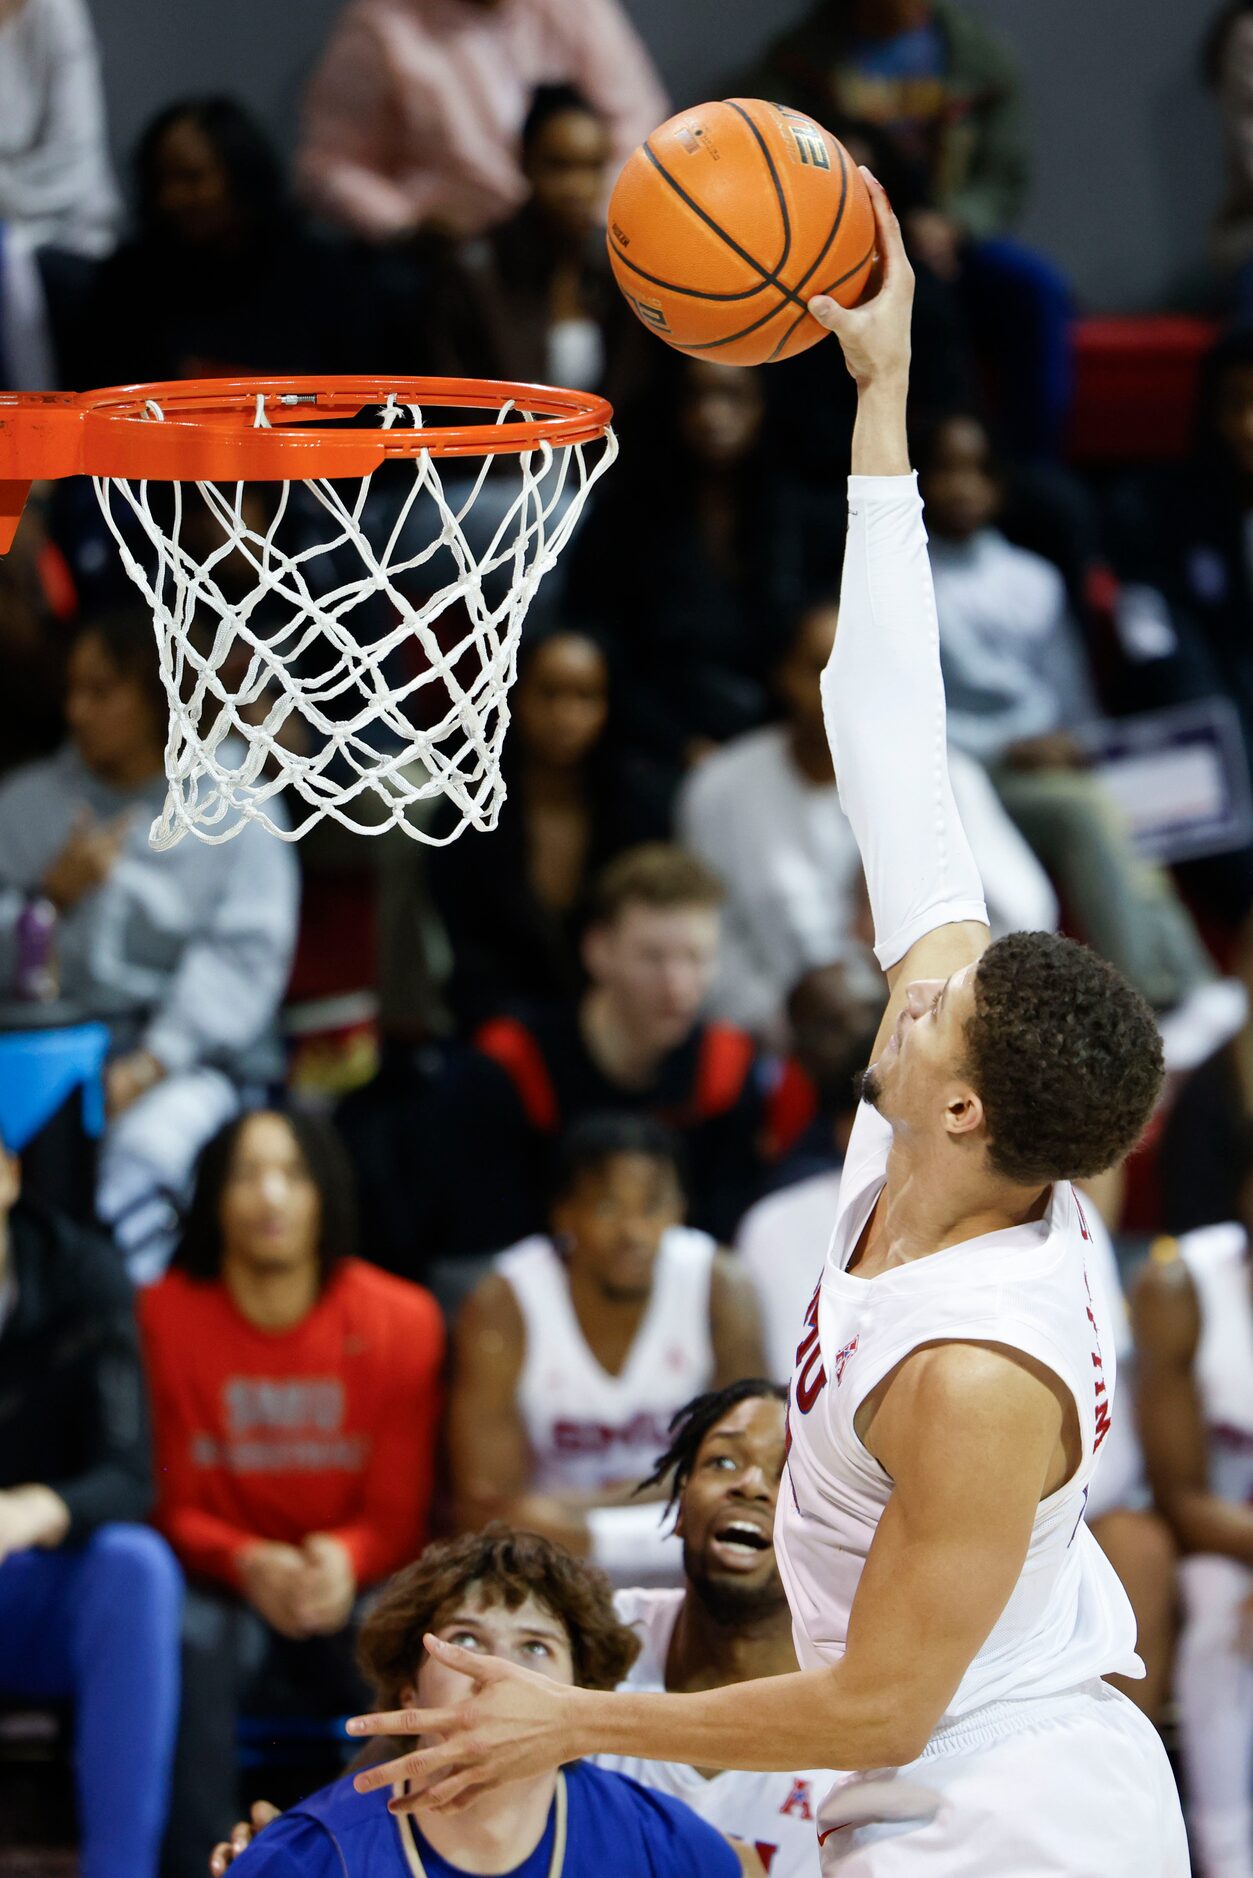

{"left": 0, "top": 607, "right": 299, "bottom": 1276}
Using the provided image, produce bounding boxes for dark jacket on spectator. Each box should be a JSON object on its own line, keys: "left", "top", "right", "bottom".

{"left": 0, "top": 1201, "right": 152, "bottom": 1536}
{"left": 445, "top": 1002, "right": 815, "bottom": 1252}
{"left": 1159, "top": 1045, "right": 1248, "bottom": 1237}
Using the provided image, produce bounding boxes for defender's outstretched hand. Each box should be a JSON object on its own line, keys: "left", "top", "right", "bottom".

{"left": 348, "top": 1635, "right": 582, "bottom": 1814}
{"left": 808, "top": 169, "right": 914, "bottom": 390}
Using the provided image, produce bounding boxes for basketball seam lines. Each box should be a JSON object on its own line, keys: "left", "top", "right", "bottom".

{"left": 633, "top": 118, "right": 807, "bottom": 313}
{"left": 675, "top": 139, "right": 864, "bottom": 358}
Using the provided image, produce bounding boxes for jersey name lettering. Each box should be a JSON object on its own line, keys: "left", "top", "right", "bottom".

{"left": 551, "top": 1412, "right": 673, "bottom": 1456}
{"left": 793, "top": 1281, "right": 828, "bottom": 1415}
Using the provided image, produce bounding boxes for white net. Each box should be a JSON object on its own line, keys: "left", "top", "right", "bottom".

{"left": 91, "top": 391, "right": 617, "bottom": 848}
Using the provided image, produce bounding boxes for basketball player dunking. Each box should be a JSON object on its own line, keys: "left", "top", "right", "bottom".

{"left": 348, "top": 174, "right": 1190, "bottom": 1875}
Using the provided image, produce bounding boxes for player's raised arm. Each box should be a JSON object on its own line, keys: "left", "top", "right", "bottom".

{"left": 808, "top": 174, "right": 990, "bottom": 1058}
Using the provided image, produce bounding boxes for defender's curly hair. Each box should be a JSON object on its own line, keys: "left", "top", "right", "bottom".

{"left": 356, "top": 1526, "right": 640, "bottom": 1705}
{"left": 962, "top": 931, "right": 1164, "bottom": 1186}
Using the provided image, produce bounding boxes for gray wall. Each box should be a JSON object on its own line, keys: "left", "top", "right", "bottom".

{"left": 90, "top": 0, "right": 1222, "bottom": 311}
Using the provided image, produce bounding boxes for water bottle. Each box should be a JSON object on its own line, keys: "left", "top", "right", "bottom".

{"left": 14, "top": 896, "right": 59, "bottom": 1002}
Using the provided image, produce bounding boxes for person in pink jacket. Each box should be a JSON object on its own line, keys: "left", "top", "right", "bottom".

{"left": 296, "top": 0, "right": 668, "bottom": 242}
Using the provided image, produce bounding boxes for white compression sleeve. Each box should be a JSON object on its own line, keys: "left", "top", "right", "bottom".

{"left": 823, "top": 473, "right": 989, "bottom": 971}
{"left": 586, "top": 1504, "right": 683, "bottom": 1584}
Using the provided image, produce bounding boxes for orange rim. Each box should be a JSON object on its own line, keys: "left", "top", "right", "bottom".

{"left": 0, "top": 376, "right": 615, "bottom": 486}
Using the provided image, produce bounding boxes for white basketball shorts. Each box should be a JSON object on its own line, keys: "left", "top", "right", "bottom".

{"left": 816, "top": 1679, "right": 1189, "bottom": 1876}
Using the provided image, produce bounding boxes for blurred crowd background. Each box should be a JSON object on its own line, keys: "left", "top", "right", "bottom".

{"left": 1, "top": 1, "right": 1253, "bottom": 1875}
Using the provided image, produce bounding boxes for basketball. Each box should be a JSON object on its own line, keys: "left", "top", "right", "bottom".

{"left": 606, "top": 98, "right": 877, "bottom": 368}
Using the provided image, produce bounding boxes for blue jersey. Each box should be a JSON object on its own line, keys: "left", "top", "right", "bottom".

{"left": 232, "top": 1758, "right": 740, "bottom": 1878}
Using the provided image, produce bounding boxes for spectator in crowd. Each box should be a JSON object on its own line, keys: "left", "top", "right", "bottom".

{"left": 229, "top": 1526, "right": 750, "bottom": 1877}
{"left": 296, "top": 0, "right": 667, "bottom": 245}
{"left": 735, "top": 962, "right": 882, "bottom": 1379}
{"left": 85, "top": 98, "right": 378, "bottom": 388}
{"left": 437, "top": 844, "right": 814, "bottom": 1252}
{"left": 426, "top": 626, "right": 657, "bottom": 1031}
{"left": 423, "top": 85, "right": 652, "bottom": 414}
{"left": 0, "top": 609, "right": 300, "bottom": 1277}
{"left": 1208, "top": 1, "right": 1253, "bottom": 308}
{"left": 1162, "top": 926, "right": 1253, "bottom": 1235}
{"left": 0, "top": 0, "right": 119, "bottom": 388}
{"left": 0, "top": 482, "right": 78, "bottom": 775}
{"left": 138, "top": 1108, "right": 445, "bottom": 1878}
{"left": 919, "top": 409, "right": 1233, "bottom": 1051}
{"left": 449, "top": 1115, "right": 766, "bottom": 1583}
{"left": 1110, "top": 323, "right": 1253, "bottom": 927}
{"left": 677, "top": 595, "right": 1058, "bottom": 1039}
{"left": 564, "top": 359, "right": 840, "bottom": 814}
{"left": 0, "top": 1126, "right": 181, "bottom": 1878}
{"left": 1133, "top": 1169, "right": 1253, "bottom": 1878}
{"left": 747, "top": 0, "right": 1070, "bottom": 455}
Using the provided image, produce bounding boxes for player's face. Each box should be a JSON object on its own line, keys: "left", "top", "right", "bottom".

{"left": 525, "top": 109, "right": 611, "bottom": 243}
{"left": 513, "top": 633, "right": 609, "bottom": 770}
{"left": 65, "top": 632, "right": 162, "bottom": 779}
{"left": 678, "top": 1396, "right": 788, "bottom": 1617}
{"left": 552, "top": 1153, "right": 683, "bottom": 1301}
{"left": 678, "top": 363, "right": 765, "bottom": 468}
{"left": 919, "top": 416, "right": 1000, "bottom": 542}
{"left": 413, "top": 1589, "right": 576, "bottom": 1716}
{"left": 586, "top": 902, "right": 721, "bottom": 1050}
{"left": 151, "top": 117, "right": 238, "bottom": 247}
{"left": 218, "top": 1112, "right": 323, "bottom": 1274}
{"left": 860, "top": 963, "right": 980, "bottom": 1134}
{"left": 1215, "top": 364, "right": 1253, "bottom": 480}
{"left": 776, "top": 606, "right": 837, "bottom": 738}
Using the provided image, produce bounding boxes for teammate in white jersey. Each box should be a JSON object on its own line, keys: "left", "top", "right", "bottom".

{"left": 604, "top": 1381, "right": 827, "bottom": 1878}
{"left": 349, "top": 172, "right": 1190, "bottom": 1875}
{"left": 1135, "top": 1205, "right": 1253, "bottom": 1878}
{"left": 449, "top": 1114, "right": 766, "bottom": 1583}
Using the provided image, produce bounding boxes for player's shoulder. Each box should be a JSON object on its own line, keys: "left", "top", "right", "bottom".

{"left": 235, "top": 1771, "right": 382, "bottom": 1874}
{"left": 1177, "top": 1219, "right": 1249, "bottom": 1275}
{"left": 333, "top": 1256, "right": 442, "bottom": 1326}
{"left": 567, "top": 1761, "right": 738, "bottom": 1872}
{"left": 330, "top": 1260, "right": 445, "bottom": 1371}
{"left": 612, "top": 1583, "right": 684, "bottom": 1667}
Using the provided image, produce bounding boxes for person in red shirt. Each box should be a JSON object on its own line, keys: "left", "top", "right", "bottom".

{"left": 139, "top": 1108, "right": 444, "bottom": 1878}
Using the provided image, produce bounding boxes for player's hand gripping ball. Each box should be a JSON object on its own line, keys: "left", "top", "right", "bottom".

{"left": 607, "top": 98, "right": 877, "bottom": 367}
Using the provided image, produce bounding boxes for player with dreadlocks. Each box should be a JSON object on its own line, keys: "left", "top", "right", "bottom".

{"left": 598, "top": 1380, "right": 830, "bottom": 1878}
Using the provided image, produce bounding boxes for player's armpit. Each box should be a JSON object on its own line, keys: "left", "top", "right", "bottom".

{"left": 447, "top": 1272, "right": 530, "bottom": 1528}
{"left": 838, "top": 1340, "right": 1067, "bottom": 1759}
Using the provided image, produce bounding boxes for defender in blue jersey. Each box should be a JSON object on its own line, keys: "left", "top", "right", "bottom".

{"left": 231, "top": 1527, "right": 747, "bottom": 1878}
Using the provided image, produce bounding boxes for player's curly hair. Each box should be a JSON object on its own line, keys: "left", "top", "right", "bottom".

{"left": 636, "top": 1379, "right": 788, "bottom": 1524}
{"left": 356, "top": 1525, "right": 640, "bottom": 1704}
{"left": 962, "top": 931, "right": 1164, "bottom": 1185}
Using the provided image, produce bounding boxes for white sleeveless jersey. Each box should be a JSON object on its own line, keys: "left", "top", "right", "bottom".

{"left": 496, "top": 1230, "right": 717, "bottom": 1497}
{"left": 775, "top": 1104, "right": 1142, "bottom": 1722}
{"left": 1178, "top": 1223, "right": 1253, "bottom": 1507}
{"left": 599, "top": 1588, "right": 824, "bottom": 1878}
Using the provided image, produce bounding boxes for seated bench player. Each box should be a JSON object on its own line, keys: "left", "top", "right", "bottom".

{"left": 449, "top": 1115, "right": 767, "bottom": 1582}
{"left": 226, "top": 1525, "right": 760, "bottom": 1878}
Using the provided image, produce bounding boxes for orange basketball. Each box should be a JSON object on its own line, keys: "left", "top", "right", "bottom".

{"left": 606, "top": 99, "right": 877, "bottom": 368}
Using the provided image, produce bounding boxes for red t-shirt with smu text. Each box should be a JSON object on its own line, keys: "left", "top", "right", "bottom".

{"left": 139, "top": 1258, "right": 444, "bottom": 1592}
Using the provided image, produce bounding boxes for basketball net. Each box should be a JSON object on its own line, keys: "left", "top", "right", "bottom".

{"left": 93, "top": 391, "right": 617, "bottom": 848}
